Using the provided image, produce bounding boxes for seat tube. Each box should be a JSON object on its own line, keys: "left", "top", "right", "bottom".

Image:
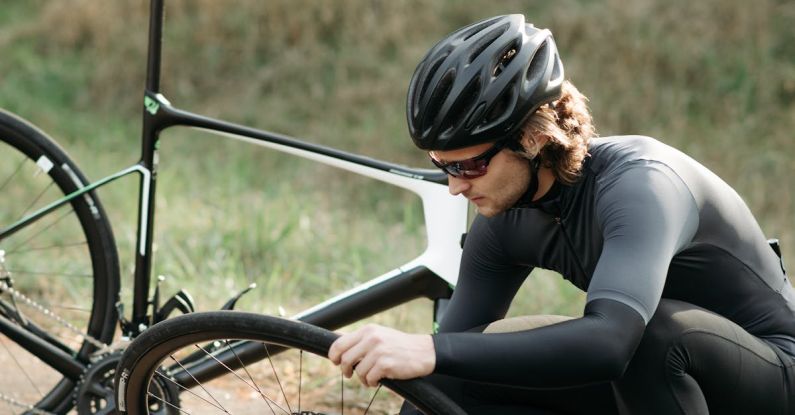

{"left": 145, "top": 0, "right": 165, "bottom": 93}
{"left": 129, "top": 0, "right": 167, "bottom": 334}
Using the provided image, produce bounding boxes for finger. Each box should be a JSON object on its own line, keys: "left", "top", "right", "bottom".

{"left": 365, "top": 361, "right": 386, "bottom": 388}
{"left": 338, "top": 338, "right": 373, "bottom": 378}
{"left": 363, "top": 353, "right": 391, "bottom": 388}
{"left": 354, "top": 349, "right": 379, "bottom": 387}
{"left": 328, "top": 329, "right": 364, "bottom": 364}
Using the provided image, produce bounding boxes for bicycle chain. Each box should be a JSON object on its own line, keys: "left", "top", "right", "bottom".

{"left": 0, "top": 252, "right": 123, "bottom": 414}
{"left": 0, "top": 392, "right": 55, "bottom": 415}
{"left": 0, "top": 279, "right": 111, "bottom": 353}
{"left": 0, "top": 252, "right": 119, "bottom": 356}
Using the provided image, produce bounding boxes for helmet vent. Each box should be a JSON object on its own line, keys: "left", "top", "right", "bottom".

{"left": 525, "top": 40, "right": 550, "bottom": 85}
{"left": 420, "top": 55, "right": 448, "bottom": 100}
{"left": 468, "top": 26, "right": 505, "bottom": 64}
{"left": 550, "top": 50, "right": 563, "bottom": 80}
{"left": 484, "top": 87, "right": 515, "bottom": 125}
{"left": 425, "top": 69, "right": 455, "bottom": 128}
{"left": 444, "top": 76, "right": 481, "bottom": 133}
{"left": 462, "top": 17, "right": 502, "bottom": 42}
{"left": 406, "top": 15, "right": 563, "bottom": 150}
{"left": 493, "top": 47, "right": 517, "bottom": 76}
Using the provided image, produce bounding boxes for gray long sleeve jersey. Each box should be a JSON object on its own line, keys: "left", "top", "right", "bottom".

{"left": 432, "top": 135, "right": 794, "bottom": 388}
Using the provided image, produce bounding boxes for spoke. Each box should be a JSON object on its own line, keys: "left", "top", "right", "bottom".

{"left": 168, "top": 354, "right": 231, "bottom": 413}
{"left": 20, "top": 182, "right": 55, "bottom": 218}
{"left": 0, "top": 279, "right": 107, "bottom": 351}
{"left": 154, "top": 371, "right": 228, "bottom": 413}
{"left": 5, "top": 241, "right": 87, "bottom": 254}
{"left": 0, "top": 295, "right": 24, "bottom": 324}
{"left": 298, "top": 349, "right": 302, "bottom": 414}
{"left": 222, "top": 340, "right": 278, "bottom": 415}
{"left": 0, "top": 156, "right": 26, "bottom": 193}
{"left": 363, "top": 384, "right": 383, "bottom": 414}
{"left": 146, "top": 390, "right": 194, "bottom": 415}
{"left": 192, "top": 343, "right": 287, "bottom": 414}
{"left": 340, "top": 371, "right": 344, "bottom": 415}
{"left": 47, "top": 304, "right": 91, "bottom": 313}
{"left": 0, "top": 335, "right": 44, "bottom": 396}
{"left": 263, "top": 343, "right": 293, "bottom": 414}
{"left": 8, "top": 208, "right": 75, "bottom": 254}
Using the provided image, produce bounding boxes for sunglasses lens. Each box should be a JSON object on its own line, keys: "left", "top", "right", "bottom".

{"left": 454, "top": 161, "right": 488, "bottom": 178}
{"left": 431, "top": 140, "right": 505, "bottom": 178}
{"left": 432, "top": 159, "right": 485, "bottom": 178}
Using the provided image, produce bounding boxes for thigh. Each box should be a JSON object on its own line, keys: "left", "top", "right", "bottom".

{"left": 465, "top": 380, "right": 618, "bottom": 415}
{"left": 615, "top": 299, "right": 795, "bottom": 415}
{"left": 483, "top": 315, "right": 617, "bottom": 413}
{"left": 400, "top": 373, "right": 618, "bottom": 415}
{"left": 401, "top": 315, "right": 618, "bottom": 415}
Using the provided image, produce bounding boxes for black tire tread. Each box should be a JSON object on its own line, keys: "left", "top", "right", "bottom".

{"left": 0, "top": 109, "right": 121, "bottom": 413}
{"left": 116, "top": 311, "right": 466, "bottom": 415}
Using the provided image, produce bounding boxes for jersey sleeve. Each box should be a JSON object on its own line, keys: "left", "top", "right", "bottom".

{"left": 586, "top": 161, "right": 699, "bottom": 323}
{"left": 432, "top": 162, "right": 700, "bottom": 388}
{"left": 433, "top": 298, "right": 646, "bottom": 387}
{"left": 437, "top": 214, "right": 532, "bottom": 334}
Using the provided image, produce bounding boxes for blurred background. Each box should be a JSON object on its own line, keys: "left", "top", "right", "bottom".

{"left": 1, "top": 0, "right": 793, "bottom": 330}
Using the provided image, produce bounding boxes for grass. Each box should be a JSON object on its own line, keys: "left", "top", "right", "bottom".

{"left": 1, "top": 0, "right": 793, "bottom": 330}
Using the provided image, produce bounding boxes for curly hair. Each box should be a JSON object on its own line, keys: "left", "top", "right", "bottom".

{"left": 514, "top": 80, "right": 595, "bottom": 184}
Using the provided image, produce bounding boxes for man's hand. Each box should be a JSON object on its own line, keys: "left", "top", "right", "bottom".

{"left": 328, "top": 324, "right": 435, "bottom": 387}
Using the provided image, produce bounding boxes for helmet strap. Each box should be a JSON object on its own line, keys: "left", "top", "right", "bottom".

{"left": 515, "top": 157, "right": 542, "bottom": 207}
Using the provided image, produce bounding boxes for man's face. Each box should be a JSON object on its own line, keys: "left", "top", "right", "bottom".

{"left": 430, "top": 142, "right": 530, "bottom": 217}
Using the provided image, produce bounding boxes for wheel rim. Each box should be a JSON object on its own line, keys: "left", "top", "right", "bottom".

{"left": 133, "top": 337, "right": 406, "bottom": 414}
{"left": 120, "top": 313, "right": 464, "bottom": 415}
{"left": 0, "top": 131, "right": 118, "bottom": 413}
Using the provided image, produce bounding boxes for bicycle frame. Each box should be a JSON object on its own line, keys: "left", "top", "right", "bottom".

{"left": 137, "top": 0, "right": 469, "bottom": 331}
{"left": 1, "top": 0, "right": 468, "bottom": 388}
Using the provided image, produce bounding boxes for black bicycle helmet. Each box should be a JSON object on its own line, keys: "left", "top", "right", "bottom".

{"left": 407, "top": 14, "right": 564, "bottom": 151}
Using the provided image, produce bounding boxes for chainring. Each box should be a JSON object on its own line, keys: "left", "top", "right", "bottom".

{"left": 73, "top": 351, "right": 123, "bottom": 414}
{"left": 74, "top": 351, "right": 180, "bottom": 414}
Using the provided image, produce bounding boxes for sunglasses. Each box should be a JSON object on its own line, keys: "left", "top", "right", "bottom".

{"left": 430, "top": 140, "right": 508, "bottom": 179}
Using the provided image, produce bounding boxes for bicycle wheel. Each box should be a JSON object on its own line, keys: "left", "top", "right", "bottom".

{"left": 116, "top": 311, "right": 466, "bottom": 415}
{"left": 0, "top": 109, "right": 121, "bottom": 413}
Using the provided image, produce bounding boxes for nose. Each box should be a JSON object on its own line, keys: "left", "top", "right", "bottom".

{"left": 447, "top": 175, "right": 471, "bottom": 196}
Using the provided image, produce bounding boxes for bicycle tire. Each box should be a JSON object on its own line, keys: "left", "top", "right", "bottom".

{"left": 116, "top": 311, "right": 466, "bottom": 415}
{"left": 0, "top": 109, "right": 121, "bottom": 414}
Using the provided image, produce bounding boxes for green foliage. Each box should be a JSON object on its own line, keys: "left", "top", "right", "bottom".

{"left": 1, "top": 0, "right": 792, "bottom": 325}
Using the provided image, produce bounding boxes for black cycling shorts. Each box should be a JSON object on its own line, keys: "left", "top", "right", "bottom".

{"left": 401, "top": 299, "right": 795, "bottom": 414}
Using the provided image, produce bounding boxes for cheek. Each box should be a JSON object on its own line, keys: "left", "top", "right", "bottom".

{"left": 495, "top": 155, "right": 530, "bottom": 182}
{"left": 495, "top": 159, "right": 531, "bottom": 196}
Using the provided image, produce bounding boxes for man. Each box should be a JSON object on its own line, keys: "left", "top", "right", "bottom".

{"left": 329, "top": 14, "right": 794, "bottom": 414}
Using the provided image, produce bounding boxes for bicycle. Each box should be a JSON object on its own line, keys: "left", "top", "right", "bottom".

{"left": 0, "top": 1, "right": 468, "bottom": 413}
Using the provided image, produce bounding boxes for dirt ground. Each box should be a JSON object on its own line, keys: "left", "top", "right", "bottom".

{"left": 0, "top": 336, "right": 402, "bottom": 414}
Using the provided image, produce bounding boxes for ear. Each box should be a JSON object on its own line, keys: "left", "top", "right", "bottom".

{"left": 519, "top": 133, "right": 549, "bottom": 155}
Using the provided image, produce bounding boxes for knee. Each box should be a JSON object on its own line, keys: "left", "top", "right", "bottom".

{"left": 639, "top": 299, "right": 693, "bottom": 346}
{"left": 626, "top": 299, "right": 701, "bottom": 376}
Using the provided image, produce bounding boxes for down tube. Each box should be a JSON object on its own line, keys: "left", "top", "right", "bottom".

{"left": 171, "top": 266, "right": 452, "bottom": 388}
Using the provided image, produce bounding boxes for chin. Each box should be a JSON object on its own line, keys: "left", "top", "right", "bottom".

{"left": 475, "top": 205, "right": 502, "bottom": 218}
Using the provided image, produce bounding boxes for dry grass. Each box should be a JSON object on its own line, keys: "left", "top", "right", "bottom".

{"left": 0, "top": 1, "right": 792, "bottom": 412}
{"left": 1, "top": 0, "right": 793, "bottom": 320}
